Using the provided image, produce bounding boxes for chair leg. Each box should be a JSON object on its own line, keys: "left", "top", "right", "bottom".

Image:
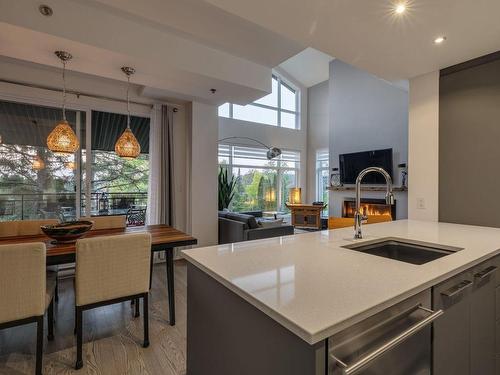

{"left": 47, "top": 298, "right": 55, "bottom": 341}
{"left": 149, "top": 253, "right": 153, "bottom": 290}
{"left": 75, "top": 306, "right": 83, "bottom": 370}
{"left": 134, "top": 298, "right": 140, "bottom": 318}
{"left": 55, "top": 277, "right": 59, "bottom": 303}
{"left": 36, "top": 315, "right": 44, "bottom": 375}
{"left": 143, "top": 293, "right": 149, "bottom": 348}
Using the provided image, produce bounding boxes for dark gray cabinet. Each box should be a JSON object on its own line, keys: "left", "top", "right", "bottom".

{"left": 433, "top": 269, "right": 472, "bottom": 375}
{"left": 433, "top": 260, "right": 497, "bottom": 375}
{"left": 470, "top": 261, "right": 497, "bottom": 375}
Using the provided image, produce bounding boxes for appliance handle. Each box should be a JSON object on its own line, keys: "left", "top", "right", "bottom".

{"left": 331, "top": 306, "right": 443, "bottom": 375}
{"left": 440, "top": 279, "right": 472, "bottom": 297}
{"left": 474, "top": 265, "right": 497, "bottom": 280}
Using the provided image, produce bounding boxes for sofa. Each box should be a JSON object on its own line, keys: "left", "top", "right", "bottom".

{"left": 218, "top": 211, "right": 294, "bottom": 244}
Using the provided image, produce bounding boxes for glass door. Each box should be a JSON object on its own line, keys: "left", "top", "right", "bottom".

{"left": 0, "top": 100, "right": 85, "bottom": 221}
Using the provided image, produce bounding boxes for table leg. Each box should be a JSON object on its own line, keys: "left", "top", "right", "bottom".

{"left": 166, "top": 248, "right": 175, "bottom": 326}
{"left": 149, "top": 252, "right": 154, "bottom": 290}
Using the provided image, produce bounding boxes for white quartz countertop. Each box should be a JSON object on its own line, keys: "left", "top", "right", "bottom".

{"left": 182, "top": 220, "right": 500, "bottom": 345}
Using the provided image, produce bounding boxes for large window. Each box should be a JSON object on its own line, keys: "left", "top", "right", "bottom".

{"left": 0, "top": 100, "right": 150, "bottom": 222}
{"left": 219, "top": 144, "right": 300, "bottom": 212}
{"left": 218, "top": 75, "right": 300, "bottom": 129}
{"left": 316, "top": 150, "right": 329, "bottom": 205}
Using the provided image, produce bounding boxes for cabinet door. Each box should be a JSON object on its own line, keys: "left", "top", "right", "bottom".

{"left": 470, "top": 261, "right": 497, "bottom": 375}
{"left": 433, "top": 270, "right": 473, "bottom": 375}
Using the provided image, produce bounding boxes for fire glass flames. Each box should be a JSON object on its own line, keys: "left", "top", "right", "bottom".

{"left": 343, "top": 198, "right": 395, "bottom": 219}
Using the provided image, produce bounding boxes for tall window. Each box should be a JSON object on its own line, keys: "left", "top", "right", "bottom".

{"left": 218, "top": 144, "right": 300, "bottom": 212}
{"left": 218, "top": 75, "right": 300, "bottom": 129}
{"left": 316, "top": 150, "right": 329, "bottom": 205}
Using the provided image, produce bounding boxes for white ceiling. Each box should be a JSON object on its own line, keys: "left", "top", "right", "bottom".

{"left": 203, "top": 0, "right": 500, "bottom": 80}
{"left": 279, "top": 48, "right": 334, "bottom": 88}
{"left": 0, "top": 0, "right": 305, "bottom": 105}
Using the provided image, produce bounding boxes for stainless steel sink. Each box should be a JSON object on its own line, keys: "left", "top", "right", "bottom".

{"left": 342, "top": 237, "right": 463, "bottom": 265}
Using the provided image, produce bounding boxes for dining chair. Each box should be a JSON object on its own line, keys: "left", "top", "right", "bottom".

{"left": 74, "top": 233, "right": 151, "bottom": 370}
{"left": 0, "top": 242, "right": 56, "bottom": 375}
{"left": 82, "top": 215, "right": 126, "bottom": 230}
{"left": 0, "top": 219, "right": 60, "bottom": 302}
{"left": 0, "top": 219, "right": 58, "bottom": 237}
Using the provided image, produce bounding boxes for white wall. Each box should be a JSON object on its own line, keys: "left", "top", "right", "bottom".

{"left": 408, "top": 71, "right": 439, "bottom": 221}
{"left": 328, "top": 60, "right": 409, "bottom": 219}
{"left": 306, "top": 80, "right": 329, "bottom": 202}
{"left": 188, "top": 102, "right": 219, "bottom": 246}
{"left": 218, "top": 69, "right": 309, "bottom": 200}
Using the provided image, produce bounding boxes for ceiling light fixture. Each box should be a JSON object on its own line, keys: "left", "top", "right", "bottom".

{"left": 47, "top": 51, "right": 80, "bottom": 154}
{"left": 394, "top": 3, "right": 406, "bottom": 14}
{"left": 434, "top": 36, "right": 447, "bottom": 44}
{"left": 115, "top": 67, "right": 141, "bottom": 159}
{"left": 39, "top": 4, "right": 53, "bottom": 16}
{"left": 32, "top": 156, "right": 46, "bottom": 171}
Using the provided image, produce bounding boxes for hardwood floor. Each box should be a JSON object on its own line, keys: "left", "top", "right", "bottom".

{"left": 0, "top": 260, "right": 188, "bottom": 375}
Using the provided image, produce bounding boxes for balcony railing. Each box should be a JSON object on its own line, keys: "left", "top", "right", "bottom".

{"left": 0, "top": 192, "right": 147, "bottom": 221}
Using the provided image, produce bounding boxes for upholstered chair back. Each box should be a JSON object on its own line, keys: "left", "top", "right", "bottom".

{"left": 0, "top": 243, "right": 46, "bottom": 323}
{"left": 0, "top": 219, "right": 58, "bottom": 238}
{"left": 75, "top": 233, "right": 151, "bottom": 306}
{"left": 82, "top": 215, "right": 126, "bottom": 231}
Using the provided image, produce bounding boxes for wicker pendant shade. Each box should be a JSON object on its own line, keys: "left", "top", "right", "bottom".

{"left": 32, "top": 156, "right": 45, "bottom": 170}
{"left": 115, "top": 127, "right": 141, "bottom": 159}
{"left": 48, "top": 51, "right": 79, "bottom": 154}
{"left": 115, "top": 66, "right": 140, "bottom": 159}
{"left": 47, "top": 120, "right": 79, "bottom": 154}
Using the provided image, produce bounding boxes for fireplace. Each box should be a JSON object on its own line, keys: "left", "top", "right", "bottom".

{"left": 342, "top": 198, "right": 396, "bottom": 220}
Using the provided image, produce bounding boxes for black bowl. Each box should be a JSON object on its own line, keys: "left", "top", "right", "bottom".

{"left": 41, "top": 220, "right": 94, "bottom": 243}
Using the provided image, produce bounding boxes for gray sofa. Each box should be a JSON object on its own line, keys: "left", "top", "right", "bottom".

{"left": 218, "top": 211, "right": 294, "bottom": 244}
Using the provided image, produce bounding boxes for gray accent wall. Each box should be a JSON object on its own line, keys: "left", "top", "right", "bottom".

{"left": 439, "top": 58, "right": 500, "bottom": 227}
{"left": 328, "top": 60, "right": 409, "bottom": 218}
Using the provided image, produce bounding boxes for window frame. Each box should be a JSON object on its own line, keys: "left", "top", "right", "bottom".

{"left": 315, "top": 150, "right": 329, "bottom": 203}
{"left": 219, "top": 74, "right": 300, "bottom": 129}
{"left": 218, "top": 144, "right": 300, "bottom": 212}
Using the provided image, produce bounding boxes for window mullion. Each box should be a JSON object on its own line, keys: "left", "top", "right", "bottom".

{"left": 277, "top": 78, "right": 282, "bottom": 127}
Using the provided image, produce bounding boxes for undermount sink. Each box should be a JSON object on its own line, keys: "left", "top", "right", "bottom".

{"left": 342, "top": 237, "right": 463, "bottom": 265}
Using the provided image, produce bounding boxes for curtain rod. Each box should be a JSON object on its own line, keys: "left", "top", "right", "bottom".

{"left": 0, "top": 78, "right": 179, "bottom": 112}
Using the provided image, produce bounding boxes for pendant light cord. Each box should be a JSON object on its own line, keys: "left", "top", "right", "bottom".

{"left": 62, "top": 60, "right": 67, "bottom": 121}
{"left": 126, "top": 74, "right": 131, "bottom": 129}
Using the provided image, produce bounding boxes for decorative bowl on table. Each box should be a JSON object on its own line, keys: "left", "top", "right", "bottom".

{"left": 41, "top": 220, "right": 94, "bottom": 244}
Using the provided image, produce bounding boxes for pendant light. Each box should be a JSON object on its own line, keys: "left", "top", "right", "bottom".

{"left": 32, "top": 156, "right": 45, "bottom": 171}
{"left": 115, "top": 67, "right": 141, "bottom": 159}
{"left": 47, "top": 51, "right": 80, "bottom": 154}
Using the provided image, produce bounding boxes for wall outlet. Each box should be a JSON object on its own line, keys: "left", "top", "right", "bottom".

{"left": 416, "top": 198, "right": 426, "bottom": 209}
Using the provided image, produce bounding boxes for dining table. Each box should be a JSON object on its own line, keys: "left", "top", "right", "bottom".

{"left": 0, "top": 224, "right": 197, "bottom": 326}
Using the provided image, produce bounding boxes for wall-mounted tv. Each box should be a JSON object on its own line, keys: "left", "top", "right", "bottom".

{"left": 339, "top": 148, "right": 393, "bottom": 184}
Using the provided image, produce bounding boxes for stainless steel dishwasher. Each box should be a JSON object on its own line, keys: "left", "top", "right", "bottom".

{"left": 328, "top": 290, "right": 443, "bottom": 375}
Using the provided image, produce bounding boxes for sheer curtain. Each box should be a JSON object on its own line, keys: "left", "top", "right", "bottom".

{"left": 147, "top": 104, "right": 174, "bottom": 225}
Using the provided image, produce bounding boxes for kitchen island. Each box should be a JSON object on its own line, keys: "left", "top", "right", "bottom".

{"left": 183, "top": 220, "right": 500, "bottom": 375}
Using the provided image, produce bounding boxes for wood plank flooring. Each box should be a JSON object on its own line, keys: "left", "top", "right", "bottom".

{"left": 0, "top": 260, "right": 188, "bottom": 375}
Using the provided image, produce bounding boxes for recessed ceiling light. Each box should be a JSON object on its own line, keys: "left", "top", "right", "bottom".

{"left": 394, "top": 3, "right": 406, "bottom": 14}
{"left": 39, "top": 4, "right": 53, "bottom": 17}
{"left": 434, "top": 36, "right": 447, "bottom": 44}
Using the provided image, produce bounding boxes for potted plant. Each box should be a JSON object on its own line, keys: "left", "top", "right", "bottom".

{"left": 218, "top": 167, "right": 238, "bottom": 211}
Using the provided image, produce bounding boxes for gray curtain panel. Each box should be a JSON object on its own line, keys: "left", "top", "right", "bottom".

{"left": 159, "top": 105, "right": 174, "bottom": 225}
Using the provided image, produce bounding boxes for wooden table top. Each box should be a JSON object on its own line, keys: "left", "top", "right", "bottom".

{"left": 0, "top": 224, "right": 197, "bottom": 258}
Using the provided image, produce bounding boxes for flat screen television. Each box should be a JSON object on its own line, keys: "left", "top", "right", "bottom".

{"left": 339, "top": 148, "right": 393, "bottom": 184}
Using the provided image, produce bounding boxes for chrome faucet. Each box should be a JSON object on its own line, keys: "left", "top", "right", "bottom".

{"left": 354, "top": 167, "right": 395, "bottom": 239}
